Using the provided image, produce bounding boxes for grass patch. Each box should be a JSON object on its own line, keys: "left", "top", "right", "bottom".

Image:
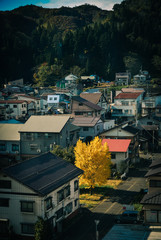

{"left": 79, "top": 179, "right": 122, "bottom": 209}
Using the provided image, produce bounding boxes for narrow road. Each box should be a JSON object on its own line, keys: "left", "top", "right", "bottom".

{"left": 59, "top": 165, "right": 149, "bottom": 240}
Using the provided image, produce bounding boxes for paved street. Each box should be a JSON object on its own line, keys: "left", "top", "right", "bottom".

{"left": 58, "top": 160, "right": 149, "bottom": 240}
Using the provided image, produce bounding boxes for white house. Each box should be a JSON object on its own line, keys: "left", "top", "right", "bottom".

{"left": 0, "top": 152, "right": 83, "bottom": 238}
{"left": 102, "top": 139, "right": 131, "bottom": 173}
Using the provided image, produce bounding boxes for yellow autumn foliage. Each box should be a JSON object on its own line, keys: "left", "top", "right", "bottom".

{"left": 74, "top": 136, "right": 111, "bottom": 188}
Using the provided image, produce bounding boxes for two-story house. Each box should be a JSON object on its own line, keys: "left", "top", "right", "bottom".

{"left": 71, "top": 116, "right": 104, "bottom": 142}
{"left": 141, "top": 158, "right": 161, "bottom": 224}
{"left": 0, "top": 124, "right": 23, "bottom": 166}
{"left": 141, "top": 96, "right": 161, "bottom": 117}
{"left": 111, "top": 92, "right": 142, "bottom": 122}
{"left": 0, "top": 100, "right": 28, "bottom": 119}
{"left": 115, "top": 72, "right": 131, "bottom": 86}
{"left": 0, "top": 152, "right": 83, "bottom": 238}
{"left": 70, "top": 96, "right": 102, "bottom": 118}
{"left": 80, "top": 92, "right": 109, "bottom": 118}
{"left": 19, "top": 115, "right": 77, "bottom": 159}
{"left": 102, "top": 139, "right": 131, "bottom": 173}
{"left": 99, "top": 123, "right": 139, "bottom": 163}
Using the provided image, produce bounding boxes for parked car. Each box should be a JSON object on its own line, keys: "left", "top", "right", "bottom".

{"left": 115, "top": 210, "right": 140, "bottom": 224}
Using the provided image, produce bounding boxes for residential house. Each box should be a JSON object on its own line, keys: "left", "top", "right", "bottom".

{"left": 136, "top": 116, "right": 160, "bottom": 152}
{"left": 11, "top": 94, "right": 41, "bottom": 115}
{"left": 155, "top": 104, "right": 161, "bottom": 119}
{"left": 71, "top": 116, "right": 104, "bottom": 142}
{"left": 80, "top": 75, "right": 97, "bottom": 88}
{"left": 0, "top": 152, "right": 83, "bottom": 238}
{"left": 99, "top": 123, "right": 139, "bottom": 163}
{"left": 111, "top": 92, "right": 142, "bottom": 122}
{"left": 115, "top": 72, "right": 131, "bottom": 86}
{"left": 0, "top": 124, "right": 23, "bottom": 165}
{"left": 141, "top": 158, "right": 161, "bottom": 224}
{"left": 133, "top": 70, "right": 151, "bottom": 85}
{"left": 70, "top": 96, "right": 102, "bottom": 117}
{"left": 141, "top": 96, "right": 161, "bottom": 117}
{"left": 102, "top": 139, "right": 131, "bottom": 173}
{"left": 80, "top": 92, "right": 109, "bottom": 118}
{"left": 0, "top": 106, "right": 6, "bottom": 120}
{"left": 0, "top": 100, "right": 28, "bottom": 119}
{"left": 19, "top": 115, "right": 77, "bottom": 159}
{"left": 47, "top": 94, "right": 70, "bottom": 113}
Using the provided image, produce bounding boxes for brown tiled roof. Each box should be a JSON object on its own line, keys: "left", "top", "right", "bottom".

{"left": 145, "top": 167, "right": 161, "bottom": 177}
{"left": 114, "top": 92, "right": 141, "bottom": 99}
{"left": 72, "top": 96, "right": 102, "bottom": 110}
{"left": 141, "top": 191, "right": 161, "bottom": 205}
{"left": 80, "top": 92, "right": 102, "bottom": 104}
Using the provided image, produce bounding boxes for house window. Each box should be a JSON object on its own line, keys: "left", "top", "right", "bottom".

{"left": 111, "top": 153, "right": 116, "bottom": 159}
{"left": 45, "top": 197, "right": 52, "bottom": 210}
{"left": 13, "top": 105, "right": 17, "bottom": 108}
{"left": 54, "top": 97, "right": 57, "bottom": 101}
{"left": 79, "top": 103, "right": 83, "bottom": 106}
{"left": 21, "top": 201, "right": 34, "bottom": 213}
{"left": 75, "top": 112, "right": 83, "bottom": 115}
{"left": 87, "top": 112, "right": 93, "bottom": 116}
{"left": 49, "top": 97, "right": 53, "bottom": 101}
{"left": 0, "top": 180, "right": 11, "bottom": 189}
{"left": 12, "top": 144, "right": 19, "bottom": 152}
{"left": 64, "top": 202, "right": 72, "bottom": 215}
{"left": 0, "top": 144, "right": 6, "bottom": 151}
{"left": 57, "top": 189, "right": 64, "bottom": 203}
{"left": 21, "top": 223, "right": 34, "bottom": 234}
{"left": 125, "top": 152, "right": 127, "bottom": 158}
{"left": 56, "top": 207, "right": 63, "bottom": 220}
{"left": 74, "top": 180, "right": 79, "bottom": 191}
{"left": 149, "top": 180, "right": 161, "bottom": 188}
{"left": 0, "top": 198, "right": 9, "bottom": 207}
{"left": 75, "top": 199, "right": 78, "bottom": 207}
{"left": 83, "top": 127, "right": 89, "bottom": 131}
{"left": 97, "top": 125, "right": 100, "bottom": 131}
{"left": 124, "top": 110, "right": 128, "bottom": 114}
{"left": 64, "top": 185, "right": 70, "bottom": 198}
{"left": 26, "top": 133, "right": 32, "bottom": 139}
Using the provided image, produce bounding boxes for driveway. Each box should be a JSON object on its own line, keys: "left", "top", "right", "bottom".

{"left": 58, "top": 162, "right": 149, "bottom": 240}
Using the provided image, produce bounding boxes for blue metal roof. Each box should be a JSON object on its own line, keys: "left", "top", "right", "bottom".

{"left": 3, "top": 152, "right": 83, "bottom": 196}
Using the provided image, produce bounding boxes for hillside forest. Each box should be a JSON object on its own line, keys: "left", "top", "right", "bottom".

{"left": 0, "top": 0, "right": 161, "bottom": 87}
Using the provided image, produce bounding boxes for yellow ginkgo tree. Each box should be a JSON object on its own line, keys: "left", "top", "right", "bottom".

{"left": 74, "top": 136, "right": 111, "bottom": 193}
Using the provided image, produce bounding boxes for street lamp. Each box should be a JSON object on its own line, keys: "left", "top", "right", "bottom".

{"left": 95, "top": 220, "right": 100, "bottom": 240}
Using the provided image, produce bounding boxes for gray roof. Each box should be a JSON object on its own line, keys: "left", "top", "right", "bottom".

{"left": 149, "top": 159, "right": 161, "bottom": 168}
{"left": 3, "top": 152, "right": 83, "bottom": 196}
{"left": 72, "top": 117, "right": 101, "bottom": 127}
{"left": 72, "top": 96, "right": 102, "bottom": 111}
{"left": 19, "top": 115, "right": 70, "bottom": 133}
{"left": 145, "top": 167, "right": 161, "bottom": 177}
{"left": 141, "top": 191, "right": 161, "bottom": 205}
{"left": 122, "top": 126, "right": 139, "bottom": 135}
{"left": 0, "top": 124, "right": 23, "bottom": 141}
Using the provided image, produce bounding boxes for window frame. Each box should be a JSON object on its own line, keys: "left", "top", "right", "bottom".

{"left": 20, "top": 201, "right": 34, "bottom": 213}
{"left": 21, "top": 223, "right": 34, "bottom": 235}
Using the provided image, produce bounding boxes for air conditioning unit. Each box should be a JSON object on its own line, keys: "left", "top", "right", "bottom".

{"left": 37, "top": 149, "right": 41, "bottom": 153}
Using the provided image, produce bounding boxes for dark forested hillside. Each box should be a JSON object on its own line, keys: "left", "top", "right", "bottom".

{"left": 0, "top": 0, "right": 161, "bottom": 87}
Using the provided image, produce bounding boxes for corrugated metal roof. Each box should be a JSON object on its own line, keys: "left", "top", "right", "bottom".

{"left": 149, "top": 159, "right": 161, "bottom": 168}
{"left": 72, "top": 117, "right": 101, "bottom": 127}
{"left": 102, "top": 139, "right": 131, "bottom": 152}
{"left": 19, "top": 115, "right": 70, "bottom": 133}
{"left": 3, "top": 152, "right": 83, "bottom": 196}
{"left": 72, "top": 96, "right": 102, "bottom": 110}
{"left": 0, "top": 124, "right": 23, "bottom": 141}
{"left": 115, "top": 92, "right": 141, "bottom": 99}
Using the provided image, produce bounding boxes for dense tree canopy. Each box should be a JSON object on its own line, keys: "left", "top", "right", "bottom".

{"left": 0, "top": 0, "right": 161, "bottom": 86}
{"left": 74, "top": 137, "right": 111, "bottom": 192}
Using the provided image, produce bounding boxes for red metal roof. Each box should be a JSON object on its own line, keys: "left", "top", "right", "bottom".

{"left": 102, "top": 139, "right": 131, "bottom": 152}
{"left": 115, "top": 92, "right": 141, "bottom": 99}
